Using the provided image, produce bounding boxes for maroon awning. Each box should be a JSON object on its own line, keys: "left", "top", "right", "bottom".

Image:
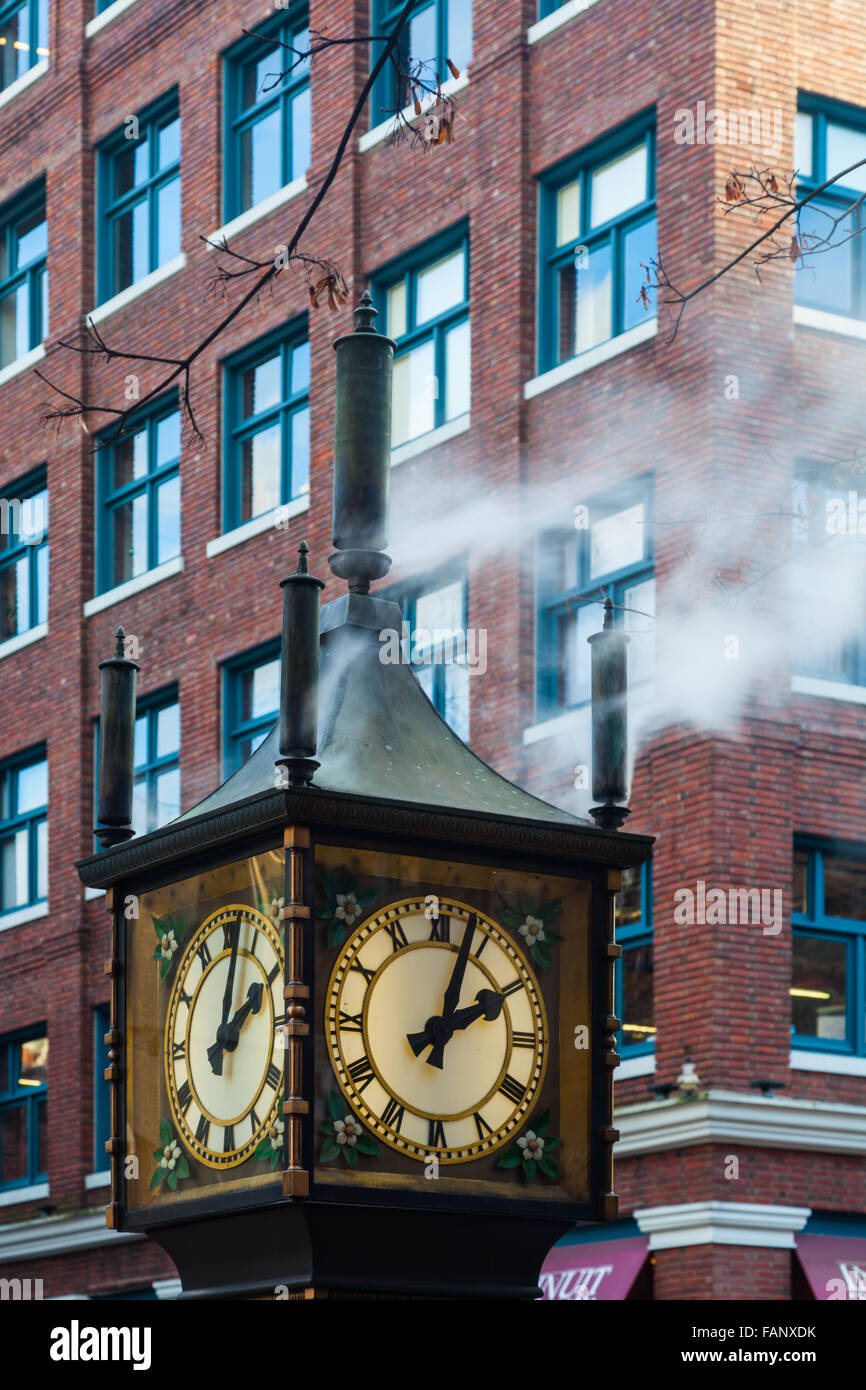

{"left": 797, "top": 1234, "right": 866, "bottom": 1300}
{"left": 538, "top": 1235, "right": 648, "bottom": 1300}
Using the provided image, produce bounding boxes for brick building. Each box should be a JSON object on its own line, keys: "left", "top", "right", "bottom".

{"left": 0, "top": 0, "right": 864, "bottom": 1300}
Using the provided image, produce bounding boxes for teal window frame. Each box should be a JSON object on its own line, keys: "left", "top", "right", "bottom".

{"left": 0, "top": 180, "right": 47, "bottom": 369}
{"left": 222, "top": 639, "right": 280, "bottom": 775}
{"left": 372, "top": 225, "right": 469, "bottom": 444}
{"left": 131, "top": 688, "right": 180, "bottom": 835}
{"left": 0, "top": 0, "right": 47, "bottom": 94}
{"left": 371, "top": 0, "right": 472, "bottom": 121}
{"left": 537, "top": 112, "right": 656, "bottom": 374}
{"left": 95, "top": 398, "right": 181, "bottom": 596}
{"left": 791, "top": 467, "right": 866, "bottom": 685}
{"left": 0, "top": 466, "right": 48, "bottom": 641}
{"left": 222, "top": 320, "right": 310, "bottom": 533}
{"left": 536, "top": 480, "right": 654, "bottom": 719}
{"left": 792, "top": 839, "right": 866, "bottom": 1056}
{"left": 0, "top": 1028, "right": 47, "bottom": 1191}
{"left": 97, "top": 92, "right": 181, "bottom": 305}
{"left": 795, "top": 95, "right": 866, "bottom": 321}
{"left": 614, "top": 861, "right": 654, "bottom": 1057}
{"left": 538, "top": 0, "right": 569, "bottom": 15}
{"left": 93, "top": 1003, "right": 110, "bottom": 1170}
{"left": 223, "top": 9, "right": 311, "bottom": 222}
{"left": 0, "top": 745, "right": 47, "bottom": 918}
{"left": 385, "top": 564, "right": 470, "bottom": 741}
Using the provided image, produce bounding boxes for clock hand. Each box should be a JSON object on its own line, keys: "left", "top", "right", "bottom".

{"left": 221, "top": 982, "right": 265, "bottom": 1054}
{"left": 207, "top": 918, "right": 240, "bottom": 1077}
{"left": 407, "top": 988, "right": 505, "bottom": 1063}
{"left": 441, "top": 912, "right": 476, "bottom": 1021}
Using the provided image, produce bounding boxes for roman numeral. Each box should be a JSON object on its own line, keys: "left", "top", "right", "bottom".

{"left": 512, "top": 1031, "right": 535, "bottom": 1049}
{"left": 222, "top": 917, "right": 239, "bottom": 952}
{"left": 381, "top": 1096, "right": 405, "bottom": 1133}
{"left": 428, "top": 1118, "right": 446, "bottom": 1148}
{"left": 429, "top": 913, "right": 451, "bottom": 942}
{"left": 249, "top": 1106, "right": 260, "bottom": 1134}
{"left": 195, "top": 1115, "right": 210, "bottom": 1147}
{"left": 347, "top": 1054, "right": 375, "bottom": 1093}
{"left": 473, "top": 1110, "right": 493, "bottom": 1141}
{"left": 176, "top": 1080, "right": 192, "bottom": 1116}
{"left": 178, "top": 986, "right": 192, "bottom": 1009}
{"left": 473, "top": 929, "right": 489, "bottom": 957}
{"left": 383, "top": 919, "right": 409, "bottom": 952}
{"left": 338, "top": 1009, "right": 364, "bottom": 1033}
{"left": 265, "top": 1061, "right": 281, "bottom": 1090}
{"left": 196, "top": 939, "right": 212, "bottom": 970}
{"left": 267, "top": 962, "right": 281, "bottom": 986}
{"left": 223, "top": 1124, "right": 234, "bottom": 1153}
{"left": 171, "top": 1038, "right": 185, "bottom": 1061}
{"left": 501, "top": 978, "right": 523, "bottom": 997}
{"left": 499, "top": 1073, "right": 526, "bottom": 1105}
{"left": 349, "top": 958, "right": 375, "bottom": 985}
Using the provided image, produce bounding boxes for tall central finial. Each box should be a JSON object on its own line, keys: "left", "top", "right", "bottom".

{"left": 328, "top": 292, "right": 396, "bottom": 595}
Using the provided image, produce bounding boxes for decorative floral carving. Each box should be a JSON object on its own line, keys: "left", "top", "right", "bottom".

{"left": 318, "top": 1088, "right": 380, "bottom": 1168}
{"left": 317, "top": 870, "right": 378, "bottom": 947}
{"left": 500, "top": 897, "right": 562, "bottom": 970}
{"left": 496, "top": 1109, "right": 562, "bottom": 1182}
{"left": 151, "top": 1118, "right": 190, "bottom": 1190}
{"left": 253, "top": 1099, "right": 285, "bottom": 1170}
{"left": 152, "top": 912, "right": 186, "bottom": 980}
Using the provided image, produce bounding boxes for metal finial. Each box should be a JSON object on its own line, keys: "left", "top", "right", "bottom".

{"left": 602, "top": 596, "right": 614, "bottom": 629}
{"left": 113, "top": 626, "right": 125, "bottom": 657}
{"left": 354, "top": 290, "right": 378, "bottom": 333}
{"left": 296, "top": 540, "right": 309, "bottom": 574}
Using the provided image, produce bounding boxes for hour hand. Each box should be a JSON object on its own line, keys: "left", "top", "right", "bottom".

{"left": 407, "top": 989, "right": 505, "bottom": 1066}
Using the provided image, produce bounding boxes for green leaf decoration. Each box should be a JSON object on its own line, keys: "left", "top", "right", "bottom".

{"left": 344, "top": 1144, "right": 359, "bottom": 1169}
{"left": 531, "top": 1109, "right": 550, "bottom": 1137}
{"left": 500, "top": 905, "right": 522, "bottom": 929}
{"left": 153, "top": 1147, "right": 164, "bottom": 1163}
{"left": 522, "top": 1159, "right": 537, "bottom": 1181}
{"left": 270, "top": 1150, "right": 280, "bottom": 1170}
{"left": 497, "top": 1149, "right": 522, "bottom": 1169}
{"left": 319, "top": 1137, "right": 340, "bottom": 1162}
{"left": 541, "top": 1135, "right": 560, "bottom": 1151}
{"left": 253, "top": 1137, "right": 272, "bottom": 1160}
{"left": 176, "top": 1155, "right": 190, "bottom": 1179}
{"left": 355, "top": 1135, "right": 380, "bottom": 1156}
{"left": 327, "top": 917, "right": 346, "bottom": 948}
{"left": 539, "top": 1155, "right": 561, "bottom": 1180}
{"left": 150, "top": 1166, "right": 166, "bottom": 1189}
{"left": 539, "top": 900, "right": 562, "bottom": 926}
{"left": 327, "top": 1088, "right": 345, "bottom": 1122}
{"left": 159, "top": 1117, "right": 172, "bottom": 1146}
{"left": 531, "top": 942, "right": 551, "bottom": 971}
{"left": 519, "top": 894, "right": 534, "bottom": 915}
{"left": 358, "top": 889, "right": 378, "bottom": 907}
{"left": 160, "top": 955, "right": 173, "bottom": 980}
{"left": 174, "top": 918, "right": 186, "bottom": 945}
{"left": 316, "top": 902, "right": 334, "bottom": 919}
{"left": 167, "top": 1169, "right": 178, "bottom": 1191}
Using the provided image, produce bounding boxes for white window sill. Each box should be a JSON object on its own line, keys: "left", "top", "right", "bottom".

{"left": 206, "top": 495, "right": 310, "bottom": 558}
{"left": 88, "top": 254, "right": 186, "bottom": 325}
{"left": 525, "top": 319, "right": 657, "bottom": 400}
{"left": 528, "top": 0, "right": 605, "bottom": 44}
{"left": 617, "top": 1052, "right": 656, "bottom": 1080}
{"left": 86, "top": 0, "right": 143, "bottom": 38}
{"left": 793, "top": 303, "right": 866, "bottom": 342}
{"left": 206, "top": 177, "right": 309, "bottom": 251}
{"left": 360, "top": 71, "right": 469, "bottom": 153}
{"left": 790, "top": 1049, "right": 866, "bottom": 1077}
{"left": 0, "top": 1182, "right": 49, "bottom": 1209}
{"left": 153, "top": 1277, "right": 182, "bottom": 1299}
{"left": 0, "top": 901, "right": 48, "bottom": 933}
{"left": 0, "top": 623, "right": 47, "bottom": 662}
{"left": 85, "top": 1171, "right": 110, "bottom": 1191}
{"left": 791, "top": 674, "right": 866, "bottom": 705}
{"left": 84, "top": 555, "right": 184, "bottom": 616}
{"left": 523, "top": 704, "right": 585, "bottom": 748}
{"left": 0, "top": 344, "right": 46, "bottom": 391}
{"left": 84, "top": 885, "right": 106, "bottom": 901}
{"left": 391, "top": 414, "right": 470, "bottom": 468}
{"left": 0, "top": 60, "right": 49, "bottom": 112}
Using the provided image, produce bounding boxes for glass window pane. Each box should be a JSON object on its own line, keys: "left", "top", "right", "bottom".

{"left": 623, "top": 217, "right": 657, "bottom": 330}
{"left": 417, "top": 249, "right": 465, "bottom": 324}
{"left": 0, "top": 9, "right": 29, "bottom": 91}
{"left": 114, "top": 139, "right": 149, "bottom": 199}
{"left": 16, "top": 210, "right": 47, "bottom": 267}
{"left": 574, "top": 241, "right": 612, "bottom": 353}
{"left": 156, "top": 703, "right": 180, "bottom": 758}
{"left": 114, "top": 429, "right": 148, "bottom": 488}
{"left": 291, "top": 405, "right": 310, "bottom": 498}
{"left": 443, "top": 662, "right": 469, "bottom": 742}
{"left": 0, "top": 560, "right": 23, "bottom": 639}
{"left": 154, "top": 768, "right": 180, "bottom": 828}
{"left": 795, "top": 198, "right": 854, "bottom": 315}
{"left": 242, "top": 109, "right": 282, "bottom": 210}
{"left": 415, "top": 581, "right": 464, "bottom": 641}
{"left": 0, "top": 1105, "right": 28, "bottom": 1184}
{"left": 132, "top": 776, "right": 148, "bottom": 833}
{"left": 158, "top": 118, "right": 181, "bottom": 170}
{"left": 622, "top": 943, "right": 654, "bottom": 1044}
{"left": 391, "top": 340, "right": 436, "bottom": 446}
{"left": 290, "top": 341, "right": 310, "bottom": 395}
{"left": 556, "top": 179, "right": 581, "bottom": 246}
{"left": 17, "top": 760, "right": 47, "bottom": 813}
{"left": 156, "top": 474, "right": 181, "bottom": 565}
{"left": 35, "top": 818, "right": 46, "bottom": 899}
{"left": 243, "top": 658, "right": 279, "bottom": 720}
{"left": 156, "top": 412, "right": 181, "bottom": 467}
{"left": 793, "top": 850, "right": 809, "bottom": 914}
{"left": 36, "top": 1096, "right": 46, "bottom": 1174}
{"left": 615, "top": 866, "right": 643, "bottom": 926}
{"left": 243, "top": 52, "right": 274, "bottom": 108}
{"left": 826, "top": 122, "right": 866, "bottom": 194}
{"left": 559, "top": 601, "right": 602, "bottom": 707}
{"left": 823, "top": 855, "right": 866, "bottom": 920}
{"left": 157, "top": 178, "right": 181, "bottom": 265}
{"left": 291, "top": 85, "right": 311, "bottom": 180}
{"left": 387, "top": 280, "right": 408, "bottom": 340}
{"left": 410, "top": 3, "right": 437, "bottom": 70}
{"left": 292, "top": 25, "right": 311, "bottom": 79}
{"left": 0, "top": 283, "right": 25, "bottom": 368}
{"left": 242, "top": 423, "right": 281, "bottom": 520}
{"left": 590, "top": 503, "right": 646, "bottom": 578}
{"left": 795, "top": 112, "right": 813, "bottom": 178}
{"left": 18, "top": 1036, "right": 48, "bottom": 1087}
{"left": 792, "top": 935, "right": 848, "bottom": 1040}
{"left": 446, "top": 0, "right": 473, "bottom": 73}
{"left": 243, "top": 354, "right": 281, "bottom": 419}
{"left": 113, "top": 199, "right": 149, "bottom": 292}
{"left": 590, "top": 143, "right": 648, "bottom": 228}
{"left": 112, "top": 491, "right": 148, "bottom": 582}
{"left": 133, "top": 713, "right": 148, "bottom": 768}
{"left": 35, "top": 543, "right": 48, "bottom": 626}
{"left": 444, "top": 319, "right": 470, "bottom": 420}
{"left": 0, "top": 828, "right": 28, "bottom": 909}
{"left": 623, "top": 577, "right": 655, "bottom": 689}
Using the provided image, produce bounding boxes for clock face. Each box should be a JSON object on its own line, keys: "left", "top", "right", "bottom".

{"left": 326, "top": 897, "right": 548, "bottom": 1164}
{"left": 164, "top": 903, "right": 285, "bottom": 1170}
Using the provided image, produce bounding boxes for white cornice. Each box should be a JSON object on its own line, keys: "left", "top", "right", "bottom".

{"left": 633, "top": 1201, "right": 811, "bottom": 1250}
{"left": 0, "top": 1210, "right": 141, "bottom": 1262}
{"left": 615, "top": 1088, "right": 866, "bottom": 1157}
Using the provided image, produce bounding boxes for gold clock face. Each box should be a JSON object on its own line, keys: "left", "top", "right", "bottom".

{"left": 164, "top": 903, "right": 284, "bottom": 1170}
{"left": 326, "top": 897, "right": 548, "bottom": 1164}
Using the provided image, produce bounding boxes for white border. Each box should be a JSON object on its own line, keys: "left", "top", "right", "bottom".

{"left": 205, "top": 177, "right": 308, "bottom": 251}
{"left": 0, "top": 901, "right": 48, "bottom": 932}
{"left": 0, "top": 1182, "right": 49, "bottom": 1210}
{"left": 528, "top": 0, "right": 605, "bottom": 44}
{"left": 791, "top": 674, "right": 866, "bottom": 705}
{"left": 0, "top": 60, "right": 48, "bottom": 113}
{"left": 0, "top": 344, "right": 46, "bottom": 391}
{"left": 391, "top": 414, "right": 470, "bottom": 468}
{"left": 360, "top": 72, "right": 469, "bottom": 153}
{"left": 84, "top": 1171, "right": 110, "bottom": 1190}
{"left": 616, "top": 1052, "right": 656, "bottom": 1080}
{"left": 85, "top": 0, "right": 143, "bottom": 38}
{"left": 524, "top": 319, "right": 657, "bottom": 399}
{"left": 0, "top": 623, "right": 47, "bottom": 662}
{"left": 793, "top": 303, "right": 866, "bottom": 342}
{"left": 0, "top": 1209, "right": 141, "bottom": 1261}
{"left": 633, "top": 1201, "right": 811, "bottom": 1251}
{"left": 790, "top": 1049, "right": 866, "bottom": 1077}
{"left": 88, "top": 254, "right": 186, "bottom": 326}
{"left": 83, "top": 555, "right": 184, "bottom": 616}
{"left": 615, "top": 1087, "right": 866, "bottom": 1157}
{"left": 206, "top": 496, "right": 309, "bottom": 559}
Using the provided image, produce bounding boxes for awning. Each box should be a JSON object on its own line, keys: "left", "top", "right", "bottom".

{"left": 797, "top": 1234, "right": 866, "bottom": 1300}
{"left": 539, "top": 1234, "right": 648, "bottom": 1300}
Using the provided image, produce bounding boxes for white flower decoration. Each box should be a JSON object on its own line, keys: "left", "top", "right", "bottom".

{"left": 158, "top": 930, "right": 178, "bottom": 961}
{"left": 518, "top": 915, "right": 546, "bottom": 945}
{"left": 160, "top": 1139, "right": 181, "bottom": 1170}
{"left": 334, "top": 1115, "right": 362, "bottom": 1146}
{"left": 335, "top": 893, "right": 361, "bottom": 927}
{"left": 516, "top": 1130, "right": 544, "bottom": 1161}
{"left": 268, "top": 896, "right": 285, "bottom": 927}
{"left": 268, "top": 1117, "right": 285, "bottom": 1147}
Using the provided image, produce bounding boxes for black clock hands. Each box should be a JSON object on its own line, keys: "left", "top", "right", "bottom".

{"left": 407, "top": 914, "right": 485, "bottom": 1069}
{"left": 207, "top": 982, "right": 264, "bottom": 1074}
{"left": 408, "top": 987, "right": 505, "bottom": 1063}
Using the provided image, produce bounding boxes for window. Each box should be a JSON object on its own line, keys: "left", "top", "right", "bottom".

{"left": 130, "top": 692, "right": 180, "bottom": 835}
{"left": 0, "top": 182, "right": 47, "bottom": 369}
{"left": 224, "top": 11, "right": 311, "bottom": 220}
{"left": 374, "top": 231, "right": 469, "bottom": 448}
{"left": 392, "top": 572, "right": 469, "bottom": 741}
{"left": 223, "top": 324, "right": 309, "bottom": 531}
{"left": 93, "top": 1004, "right": 110, "bottom": 1170}
{"left": 0, "top": 1030, "right": 47, "bottom": 1191}
{"left": 795, "top": 99, "right": 866, "bottom": 320}
{"left": 223, "top": 642, "right": 279, "bottom": 773}
{"left": 371, "top": 0, "right": 472, "bottom": 120}
{"left": 0, "top": 0, "right": 48, "bottom": 95}
{"left": 98, "top": 94, "right": 181, "bottom": 303}
{"left": 615, "top": 862, "right": 654, "bottom": 1055}
{"left": 0, "top": 748, "right": 46, "bottom": 917}
{"left": 537, "top": 484, "right": 654, "bottom": 717}
{"left": 0, "top": 468, "right": 47, "bottom": 641}
{"left": 792, "top": 843, "right": 866, "bottom": 1055}
{"left": 96, "top": 401, "right": 180, "bottom": 595}
{"left": 791, "top": 468, "right": 866, "bottom": 685}
{"left": 538, "top": 117, "right": 656, "bottom": 372}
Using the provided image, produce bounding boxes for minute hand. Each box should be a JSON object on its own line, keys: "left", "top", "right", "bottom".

{"left": 442, "top": 913, "right": 476, "bottom": 1019}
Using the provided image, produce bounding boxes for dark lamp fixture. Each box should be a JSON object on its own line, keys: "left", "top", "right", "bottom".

{"left": 95, "top": 626, "right": 139, "bottom": 848}
{"left": 587, "top": 597, "right": 630, "bottom": 831}
{"left": 277, "top": 540, "right": 325, "bottom": 788}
